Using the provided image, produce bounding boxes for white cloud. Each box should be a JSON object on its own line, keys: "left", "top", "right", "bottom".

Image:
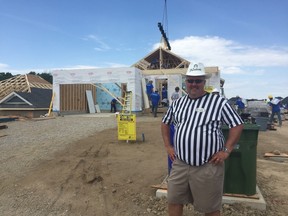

{"left": 220, "top": 66, "right": 245, "bottom": 75}
{"left": 83, "top": 34, "right": 111, "bottom": 51}
{"left": 56, "top": 65, "right": 100, "bottom": 70}
{"left": 153, "top": 35, "right": 288, "bottom": 99}
{"left": 104, "top": 62, "right": 130, "bottom": 68}
{"left": 169, "top": 36, "right": 288, "bottom": 69}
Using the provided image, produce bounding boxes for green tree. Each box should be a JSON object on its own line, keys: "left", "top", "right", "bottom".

{"left": 38, "top": 72, "right": 53, "bottom": 84}
{"left": 0, "top": 72, "right": 13, "bottom": 81}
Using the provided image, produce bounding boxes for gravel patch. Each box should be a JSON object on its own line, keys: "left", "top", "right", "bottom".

{"left": 0, "top": 115, "right": 118, "bottom": 179}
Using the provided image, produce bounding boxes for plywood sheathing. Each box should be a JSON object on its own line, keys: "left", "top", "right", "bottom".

{"left": 59, "top": 84, "right": 96, "bottom": 113}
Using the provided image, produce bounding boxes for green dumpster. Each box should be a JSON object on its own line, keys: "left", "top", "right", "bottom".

{"left": 222, "top": 123, "right": 259, "bottom": 196}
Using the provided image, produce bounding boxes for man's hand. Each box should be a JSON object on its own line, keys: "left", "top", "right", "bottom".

{"left": 166, "top": 145, "right": 176, "bottom": 162}
{"left": 209, "top": 151, "right": 230, "bottom": 165}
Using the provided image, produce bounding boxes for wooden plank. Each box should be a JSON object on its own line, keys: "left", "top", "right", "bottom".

{"left": 223, "top": 193, "right": 260, "bottom": 200}
{"left": 151, "top": 175, "right": 168, "bottom": 190}
{"left": 31, "top": 117, "right": 55, "bottom": 121}
{"left": 141, "top": 67, "right": 219, "bottom": 75}
{"left": 264, "top": 152, "right": 288, "bottom": 158}
{"left": 151, "top": 183, "right": 167, "bottom": 190}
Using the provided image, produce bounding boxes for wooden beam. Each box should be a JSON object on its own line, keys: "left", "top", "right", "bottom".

{"left": 141, "top": 67, "right": 220, "bottom": 76}
{"left": 142, "top": 68, "right": 186, "bottom": 75}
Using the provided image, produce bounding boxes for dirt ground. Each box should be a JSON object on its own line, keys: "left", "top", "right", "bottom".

{"left": 0, "top": 115, "right": 288, "bottom": 216}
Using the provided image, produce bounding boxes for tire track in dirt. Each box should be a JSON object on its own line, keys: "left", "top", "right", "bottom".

{"left": 45, "top": 141, "right": 114, "bottom": 216}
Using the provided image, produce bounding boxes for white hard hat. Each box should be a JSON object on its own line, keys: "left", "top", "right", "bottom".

{"left": 212, "top": 88, "right": 219, "bottom": 93}
{"left": 186, "top": 63, "right": 211, "bottom": 78}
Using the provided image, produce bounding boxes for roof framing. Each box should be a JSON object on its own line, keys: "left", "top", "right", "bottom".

{"left": 132, "top": 47, "right": 190, "bottom": 71}
{"left": 0, "top": 74, "right": 52, "bottom": 100}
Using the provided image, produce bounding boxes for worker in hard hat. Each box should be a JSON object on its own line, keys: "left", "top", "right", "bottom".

{"left": 212, "top": 88, "right": 220, "bottom": 95}
{"left": 235, "top": 96, "right": 246, "bottom": 115}
{"left": 268, "top": 95, "right": 282, "bottom": 127}
{"left": 161, "top": 62, "right": 243, "bottom": 215}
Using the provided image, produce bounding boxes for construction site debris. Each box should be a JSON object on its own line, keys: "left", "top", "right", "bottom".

{"left": 264, "top": 152, "right": 288, "bottom": 158}
{"left": 0, "top": 125, "right": 8, "bottom": 130}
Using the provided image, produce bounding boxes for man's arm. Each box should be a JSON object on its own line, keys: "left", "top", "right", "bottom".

{"left": 225, "top": 124, "right": 244, "bottom": 153}
{"left": 210, "top": 124, "right": 243, "bottom": 164}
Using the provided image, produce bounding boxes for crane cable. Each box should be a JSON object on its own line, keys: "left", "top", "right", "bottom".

{"left": 162, "top": 0, "right": 169, "bottom": 39}
{"left": 158, "top": 0, "right": 171, "bottom": 50}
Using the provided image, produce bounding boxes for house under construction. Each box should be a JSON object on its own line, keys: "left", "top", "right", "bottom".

{"left": 51, "top": 47, "right": 221, "bottom": 115}
{"left": 0, "top": 74, "right": 52, "bottom": 118}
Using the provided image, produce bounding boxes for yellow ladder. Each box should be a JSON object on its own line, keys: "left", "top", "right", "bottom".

{"left": 121, "top": 91, "right": 132, "bottom": 115}
{"left": 118, "top": 91, "right": 136, "bottom": 141}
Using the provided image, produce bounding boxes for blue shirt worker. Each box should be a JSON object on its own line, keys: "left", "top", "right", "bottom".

{"left": 235, "top": 96, "right": 245, "bottom": 114}
{"left": 146, "top": 80, "right": 154, "bottom": 101}
{"left": 161, "top": 62, "right": 243, "bottom": 216}
{"left": 150, "top": 89, "right": 160, "bottom": 117}
{"left": 110, "top": 98, "right": 117, "bottom": 113}
{"left": 268, "top": 95, "right": 282, "bottom": 127}
{"left": 162, "top": 86, "right": 168, "bottom": 99}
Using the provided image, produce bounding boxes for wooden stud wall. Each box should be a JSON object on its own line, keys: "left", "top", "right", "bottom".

{"left": 60, "top": 84, "right": 96, "bottom": 113}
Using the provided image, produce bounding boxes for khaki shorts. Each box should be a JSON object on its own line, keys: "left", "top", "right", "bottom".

{"left": 167, "top": 159, "right": 224, "bottom": 213}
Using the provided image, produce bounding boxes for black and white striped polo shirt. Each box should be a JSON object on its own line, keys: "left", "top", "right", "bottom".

{"left": 162, "top": 93, "right": 243, "bottom": 166}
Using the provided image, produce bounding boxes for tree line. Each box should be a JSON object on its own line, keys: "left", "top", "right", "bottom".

{"left": 0, "top": 72, "right": 53, "bottom": 84}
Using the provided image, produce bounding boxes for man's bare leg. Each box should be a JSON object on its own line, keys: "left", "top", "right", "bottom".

{"left": 168, "top": 203, "right": 183, "bottom": 216}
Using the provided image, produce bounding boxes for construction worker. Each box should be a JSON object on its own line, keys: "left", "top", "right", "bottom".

{"left": 150, "top": 89, "right": 160, "bottom": 117}
{"left": 268, "top": 95, "right": 282, "bottom": 127}
{"left": 212, "top": 88, "right": 220, "bottom": 95}
{"left": 146, "top": 80, "right": 154, "bottom": 102}
{"left": 110, "top": 98, "right": 117, "bottom": 113}
{"left": 235, "top": 96, "right": 245, "bottom": 114}
{"left": 171, "top": 87, "right": 180, "bottom": 101}
{"left": 162, "top": 85, "right": 168, "bottom": 99}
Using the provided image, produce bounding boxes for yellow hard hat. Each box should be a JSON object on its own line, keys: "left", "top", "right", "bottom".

{"left": 268, "top": 95, "right": 273, "bottom": 99}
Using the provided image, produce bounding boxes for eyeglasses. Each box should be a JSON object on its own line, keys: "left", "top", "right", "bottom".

{"left": 186, "top": 79, "right": 204, "bottom": 84}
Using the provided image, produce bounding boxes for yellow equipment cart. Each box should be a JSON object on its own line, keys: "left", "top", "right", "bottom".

{"left": 117, "top": 91, "right": 136, "bottom": 141}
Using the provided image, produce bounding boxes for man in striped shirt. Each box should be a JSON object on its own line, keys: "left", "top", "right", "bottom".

{"left": 161, "top": 63, "right": 243, "bottom": 216}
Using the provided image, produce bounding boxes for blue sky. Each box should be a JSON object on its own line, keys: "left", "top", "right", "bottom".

{"left": 0, "top": 0, "right": 287, "bottom": 99}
